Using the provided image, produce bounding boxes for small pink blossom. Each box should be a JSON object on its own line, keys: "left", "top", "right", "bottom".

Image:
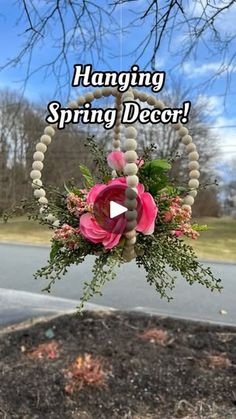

{"left": 53, "top": 224, "right": 80, "bottom": 250}
{"left": 67, "top": 192, "right": 92, "bottom": 218}
{"left": 107, "top": 151, "right": 125, "bottom": 172}
{"left": 107, "top": 151, "right": 145, "bottom": 173}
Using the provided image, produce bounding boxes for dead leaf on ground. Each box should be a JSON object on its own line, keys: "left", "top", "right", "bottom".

{"left": 138, "top": 328, "right": 168, "bottom": 344}
{"left": 25, "top": 341, "right": 59, "bottom": 360}
{"left": 64, "top": 353, "right": 111, "bottom": 395}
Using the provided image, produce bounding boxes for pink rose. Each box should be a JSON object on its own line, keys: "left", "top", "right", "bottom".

{"left": 80, "top": 178, "right": 158, "bottom": 248}
{"left": 107, "top": 151, "right": 125, "bottom": 172}
{"left": 80, "top": 213, "right": 121, "bottom": 249}
{"left": 107, "top": 177, "right": 158, "bottom": 235}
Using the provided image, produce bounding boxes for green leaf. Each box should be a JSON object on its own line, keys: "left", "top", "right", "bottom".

{"left": 142, "top": 159, "right": 172, "bottom": 174}
{"left": 64, "top": 182, "right": 72, "bottom": 194}
{"left": 50, "top": 241, "right": 61, "bottom": 261}
{"left": 191, "top": 224, "right": 208, "bottom": 231}
{"left": 79, "top": 164, "right": 94, "bottom": 189}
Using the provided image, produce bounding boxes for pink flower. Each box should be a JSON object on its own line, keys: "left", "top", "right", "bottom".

{"left": 53, "top": 224, "right": 80, "bottom": 250}
{"left": 107, "top": 178, "right": 158, "bottom": 235}
{"left": 107, "top": 151, "right": 125, "bottom": 172}
{"left": 80, "top": 213, "right": 121, "bottom": 249}
{"left": 107, "top": 151, "right": 145, "bottom": 173}
{"left": 67, "top": 191, "right": 92, "bottom": 218}
{"left": 173, "top": 230, "right": 184, "bottom": 237}
{"left": 136, "top": 158, "right": 144, "bottom": 168}
{"left": 80, "top": 178, "right": 158, "bottom": 248}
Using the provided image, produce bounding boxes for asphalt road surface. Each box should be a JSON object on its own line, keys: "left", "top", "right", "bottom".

{"left": 0, "top": 243, "right": 235, "bottom": 326}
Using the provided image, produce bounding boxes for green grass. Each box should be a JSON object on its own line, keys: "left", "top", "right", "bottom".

{"left": 188, "top": 217, "right": 236, "bottom": 262}
{"left": 0, "top": 216, "right": 52, "bottom": 245}
{"left": 0, "top": 216, "right": 235, "bottom": 262}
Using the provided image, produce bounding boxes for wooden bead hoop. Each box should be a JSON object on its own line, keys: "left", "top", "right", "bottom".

{"left": 31, "top": 88, "right": 200, "bottom": 260}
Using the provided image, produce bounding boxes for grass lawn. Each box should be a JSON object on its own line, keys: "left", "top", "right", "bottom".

{"left": 0, "top": 216, "right": 52, "bottom": 245}
{"left": 0, "top": 216, "right": 235, "bottom": 262}
{"left": 188, "top": 216, "right": 236, "bottom": 262}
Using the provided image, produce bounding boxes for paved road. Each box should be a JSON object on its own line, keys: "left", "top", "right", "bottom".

{"left": 0, "top": 243, "right": 235, "bottom": 325}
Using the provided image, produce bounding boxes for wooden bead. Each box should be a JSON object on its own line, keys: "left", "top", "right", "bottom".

{"left": 125, "top": 230, "right": 136, "bottom": 239}
{"left": 32, "top": 179, "right": 42, "bottom": 189}
{"left": 84, "top": 92, "right": 94, "bottom": 102}
{"left": 39, "top": 197, "right": 48, "bottom": 205}
{"left": 125, "top": 210, "right": 137, "bottom": 221}
{"left": 188, "top": 161, "right": 199, "bottom": 170}
{"left": 36, "top": 143, "right": 47, "bottom": 153}
{"left": 172, "top": 122, "right": 182, "bottom": 130}
{"left": 114, "top": 126, "right": 120, "bottom": 134}
{"left": 155, "top": 100, "right": 165, "bottom": 109}
{"left": 190, "top": 170, "right": 200, "bottom": 179}
{"left": 124, "top": 198, "right": 137, "bottom": 209}
{"left": 44, "top": 126, "right": 55, "bottom": 136}
{"left": 127, "top": 175, "right": 139, "bottom": 187}
{"left": 125, "top": 236, "right": 136, "bottom": 246}
{"left": 77, "top": 96, "right": 86, "bottom": 105}
{"left": 68, "top": 101, "right": 78, "bottom": 109}
{"left": 125, "top": 138, "right": 137, "bottom": 151}
{"left": 125, "top": 127, "right": 137, "bottom": 138}
{"left": 113, "top": 141, "right": 120, "bottom": 149}
{"left": 32, "top": 161, "right": 43, "bottom": 171}
{"left": 125, "top": 188, "right": 137, "bottom": 199}
{"left": 138, "top": 92, "right": 148, "bottom": 102}
{"left": 125, "top": 150, "right": 138, "bottom": 163}
{"left": 30, "top": 170, "right": 41, "bottom": 180}
{"left": 183, "top": 195, "right": 194, "bottom": 206}
{"left": 41, "top": 135, "right": 52, "bottom": 145}
{"left": 93, "top": 90, "right": 102, "bottom": 99}
{"left": 186, "top": 143, "right": 196, "bottom": 153}
{"left": 34, "top": 188, "right": 46, "bottom": 198}
{"left": 147, "top": 96, "right": 156, "bottom": 106}
{"left": 53, "top": 220, "right": 60, "bottom": 228}
{"left": 188, "top": 179, "right": 199, "bottom": 189}
{"left": 179, "top": 127, "right": 189, "bottom": 137}
{"left": 188, "top": 151, "right": 199, "bottom": 161}
{"left": 124, "top": 163, "right": 138, "bottom": 176}
{"left": 102, "top": 87, "right": 113, "bottom": 96}
{"left": 33, "top": 151, "right": 44, "bottom": 162}
{"left": 46, "top": 214, "right": 56, "bottom": 222}
{"left": 188, "top": 190, "right": 198, "bottom": 198}
{"left": 181, "top": 135, "right": 192, "bottom": 145}
{"left": 126, "top": 220, "right": 137, "bottom": 231}
{"left": 122, "top": 90, "right": 134, "bottom": 99}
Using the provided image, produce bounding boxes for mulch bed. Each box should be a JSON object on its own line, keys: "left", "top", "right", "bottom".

{"left": 0, "top": 311, "right": 236, "bottom": 419}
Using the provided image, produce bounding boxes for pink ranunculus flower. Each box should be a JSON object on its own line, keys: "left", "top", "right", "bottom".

{"left": 107, "top": 151, "right": 125, "bottom": 172}
{"left": 79, "top": 177, "right": 158, "bottom": 249}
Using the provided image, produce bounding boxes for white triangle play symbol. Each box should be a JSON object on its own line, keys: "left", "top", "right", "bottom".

{"left": 110, "top": 201, "right": 128, "bottom": 219}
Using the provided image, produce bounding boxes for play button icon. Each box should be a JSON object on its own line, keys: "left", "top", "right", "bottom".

{"left": 110, "top": 201, "right": 128, "bottom": 219}
{"left": 93, "top": 183, "right": 143, "bottom": 234}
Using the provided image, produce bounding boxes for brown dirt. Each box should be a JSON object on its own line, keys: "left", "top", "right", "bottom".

{"left": 0, "top": 311, "right": 236, "bottom": 419}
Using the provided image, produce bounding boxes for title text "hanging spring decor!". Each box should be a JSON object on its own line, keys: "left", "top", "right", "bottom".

{"left": 30, "top": 65, "right": 222, "bottom": 311}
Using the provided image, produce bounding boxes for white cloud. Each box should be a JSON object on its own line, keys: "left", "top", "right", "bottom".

{"left": 196, "top": 94, "right": 223, "bottom": 117}
{"left": 182, "top": 62, "right": 236, "bottom": 79}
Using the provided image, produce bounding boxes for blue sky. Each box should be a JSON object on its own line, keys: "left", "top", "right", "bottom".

{"left": 0, "top": 0, "right": 235, "bottom": 165}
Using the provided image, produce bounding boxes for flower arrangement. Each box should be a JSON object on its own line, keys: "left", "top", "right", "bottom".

{"left": 29, "top": 88, "right": 222, "bottom": 311}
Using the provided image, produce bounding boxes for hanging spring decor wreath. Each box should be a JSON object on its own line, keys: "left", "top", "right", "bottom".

{"left": 30, "top": 87, "right": 222, "bottom": 311}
